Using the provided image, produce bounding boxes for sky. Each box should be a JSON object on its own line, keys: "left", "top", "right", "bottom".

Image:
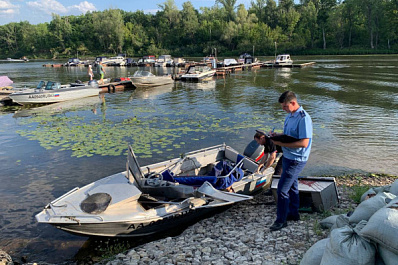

{"left": 0, "top": 0, "right": 253, "bottom": 25}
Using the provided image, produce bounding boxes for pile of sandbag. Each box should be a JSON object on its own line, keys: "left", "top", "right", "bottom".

{"left": 300, "top": 179, "right": 398, "bottom": 265}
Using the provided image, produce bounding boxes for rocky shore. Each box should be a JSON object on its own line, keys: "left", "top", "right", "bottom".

{"left": 94, "top": 174, "right": 397, "bottom": 265}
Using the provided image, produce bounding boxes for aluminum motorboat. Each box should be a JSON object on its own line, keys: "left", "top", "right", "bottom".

{"left": 35, "top": 144, "right": 274, "bottom": 237}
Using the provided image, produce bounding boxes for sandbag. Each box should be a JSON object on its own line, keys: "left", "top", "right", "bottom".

{"left": 349, "top": 192, "right": 396, "bottom": 224}
{"left": 300, "top": 238, "right": 329, "bottom": 265}
{"left": 330, "top": 214, "right": 350, "bottom": 230}
{"left": 389, "top": 179, "right": 398, "bottom": 196}
{"left": 361, "top": 185, "right": 391, "bottom": 202}
{"left": 359, "top": 198, "right": 398, "bottom": 254}
{"left": 320, "top": 215, "right": 339, "bottom": 229}
{"left": 378, "top": 245, "right": 398, "bottom": 265}
{"left": 320, "top": 221, "right": 376, "bottom": 265}
{"left": 375, "top": 252, "right": 386, "bottom": 265}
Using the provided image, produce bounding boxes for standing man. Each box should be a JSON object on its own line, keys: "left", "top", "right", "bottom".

{"left": 269, "top": 91, "right": 312, "bottom": 231}
{"left": 253, "top": 130, "right": 283, "bottom": 175}
{"left": 97, "top": 61, "right": 106, "bottom": 85}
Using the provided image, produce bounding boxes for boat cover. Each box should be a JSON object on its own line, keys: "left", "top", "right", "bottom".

{"left": 0, "top": 76, "right": 13, "bottom": 87}
{"left": 162, "top": 155, "right": 245, "bottom": 190}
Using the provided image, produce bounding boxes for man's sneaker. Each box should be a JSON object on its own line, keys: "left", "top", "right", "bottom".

{"left": 269, "top": 221, "right": 287, "bottom": 231}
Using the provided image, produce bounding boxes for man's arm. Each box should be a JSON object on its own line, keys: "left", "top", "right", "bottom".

{"left": 264, "top": 151, "right": 277, "bottom": 169}
{"left": 256, "top": 153, "right": 269, "bottom": 173}
{"left": 272, "top": 138, "right": 309, "bottom": 148}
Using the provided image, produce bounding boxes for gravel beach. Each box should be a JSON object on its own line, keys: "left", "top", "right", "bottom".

{"left": 94, "top": 174, "right": 397, "bottom": 265}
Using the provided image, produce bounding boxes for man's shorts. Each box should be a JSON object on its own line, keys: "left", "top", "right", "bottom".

{"left": 100, "top": 73, "right": 104, "bottom": 79}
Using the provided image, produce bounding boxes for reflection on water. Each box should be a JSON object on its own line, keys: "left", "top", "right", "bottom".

{"left": 130, "top": 83, "right": 175, "bottom": 99}
{"left": 12, "top": 96, "right": 102, "bottom": 118}
{"left": 0, "top": 56, "right": 398, "bottom": 263}
{"left": 180, "top": 80, "right": 216, "bottom": 90}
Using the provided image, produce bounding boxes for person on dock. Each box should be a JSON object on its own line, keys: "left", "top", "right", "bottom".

{"left": 97, "top": 61, "right": 106, "bottom": 85}
{"left": 253, "top": 130, "right": 283, "bottom": 175}
{"left": 88, "top": 65, "right": 94, "bottom": 81}
{"left": 269, "top": 91, "right": 313, "bottom": 231}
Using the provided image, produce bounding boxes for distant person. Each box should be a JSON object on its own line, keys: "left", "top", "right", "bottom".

{"left": 253, "top": 130, "right": 283, "bottom": 175}
{"left": 269, "top": 91, "right": 313, "bottom": 231}
{"left": 97, "top": 61, "right": 106, "bottom": 85}
{"left": 88, "top": 65, "right": 94, "bottom": 81}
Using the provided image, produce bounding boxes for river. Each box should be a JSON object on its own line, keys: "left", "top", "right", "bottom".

{"left": 0, "top": 55, "right": 397, "bottom": 263}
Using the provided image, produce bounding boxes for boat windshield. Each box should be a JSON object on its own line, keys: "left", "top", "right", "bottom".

{"left": 133, "top": 71, "right": 155, "bottom": 77}
{"left": 36, "top": 81, "right": 45, "bottom": 89}
{"left": 45, "top": 82, "right": 61, "bottom": 90}
{"left": 188, "top": 66, "right": 210, "bottom": 74}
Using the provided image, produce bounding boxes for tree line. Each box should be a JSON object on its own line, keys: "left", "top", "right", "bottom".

{"left": 1, "top": 0, "right": 398, "bottom": 59}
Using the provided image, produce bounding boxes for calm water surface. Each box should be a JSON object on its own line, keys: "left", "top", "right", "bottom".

{"left": 0, "top": 55, "right": 397, "bottom": 263}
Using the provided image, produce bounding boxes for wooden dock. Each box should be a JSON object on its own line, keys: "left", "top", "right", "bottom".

{"left": 215, "top": 62, "right": 263, "bottom": 76}
{"left": 262, "top": 62, "right": 316, "bottom": 68}
{"left": 98, "top": 79, "right": 135, "bottom": 93}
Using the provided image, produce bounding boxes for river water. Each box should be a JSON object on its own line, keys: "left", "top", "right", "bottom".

{"left": 0, "top": 55, "right": 397, "bottom": 263}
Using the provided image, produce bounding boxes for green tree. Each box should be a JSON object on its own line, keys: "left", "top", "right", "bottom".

{"left": 49, "top": 14, "right": 72, "bottom": 52}
{"left": 180, "top": 1, "right": 199, "bottom": 45}
{"left": 92, "top": 9, "right": 125, "bottom": 53}
{"left": 216, "top": 0, "right": 237, "bottom": 22}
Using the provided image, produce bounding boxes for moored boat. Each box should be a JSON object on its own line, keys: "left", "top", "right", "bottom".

{"left": 9, "top": 81, "right": 100, "bottom": 105}
{"left": 64, "top": 58, "right": 85, "bottom": 66}
{"left": 104, "top": 56, "right": 126, "bottom": 66}
{"left": 35, "top": 144, "right": 274, "bottom": 237}
{"left": 130, "top": 71, "right": 174, "bottom": 87}
{"left": 274, "top": 54, "right": 293, "bottom": 66}
{"left": 180, "top": 64, "right": 216, "bottom": 82}
{"left": 6, "top": 56, "right": 29, "bottom": 62}
{"left": 155, "top": 55, "right": 172, "bottom": 67}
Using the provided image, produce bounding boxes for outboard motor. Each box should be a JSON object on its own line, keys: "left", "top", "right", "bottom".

{"left": 243, "top": 140, "right": 264, "bottom": 162}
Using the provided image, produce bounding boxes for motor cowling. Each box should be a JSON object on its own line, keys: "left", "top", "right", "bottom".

{"left": 243, "top": 140, "right": 264, "bottom": 162}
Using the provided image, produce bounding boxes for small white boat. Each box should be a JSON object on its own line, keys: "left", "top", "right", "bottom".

{"left": 104, "top": 56, "right": 126, "bottom": 66}
{"left": 130, "top": 71, "right": 174, "bottom": 87}
{"left": 274, "top": 54, "right": 293, "bottom": 66}
{"left": 180, "top": 64, "right": 216, "bottom": 82}
{"left": 6, "top": 57, "right": 29, "bottom": 62}
{"left": 9, "top": 81, "right": 100, "bottom": 105}
{"left": 35, "top": 144, "right": 274, "bottom": 237}
{"left": 155, "top": 55, "right": 172, "bottom": 67}
{"left": 64, "top": 58, "right": 85, "bottom": 66}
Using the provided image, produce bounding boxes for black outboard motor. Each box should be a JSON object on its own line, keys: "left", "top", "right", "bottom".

{"left": 243, "top": 140, "right": 264, "bottom": 162}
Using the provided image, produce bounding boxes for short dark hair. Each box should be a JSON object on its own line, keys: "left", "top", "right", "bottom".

{"left": 254, "top": 130, "right": 266, "bottom": 139}
{"left": 278, "top": 91, "right": 297, "bottom": 103}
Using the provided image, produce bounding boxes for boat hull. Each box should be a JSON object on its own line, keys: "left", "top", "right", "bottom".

{"left": 130, "top": 76, "right": 174, "bottom": 87}
{"left": 52, "top": 206, "right": 226, "bottom": 237}
{"left": 180, "top": 70, "right": 216, "bottom": 82}
{"left": 9, "top": 87, "right": 100, "bottom": 104}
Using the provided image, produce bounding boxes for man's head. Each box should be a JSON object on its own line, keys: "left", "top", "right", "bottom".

{"left": 254, "top": 130, "right": 266, "bottom": 145}
{"left": 279, "top": 91, "right": 299, "bottom": 113}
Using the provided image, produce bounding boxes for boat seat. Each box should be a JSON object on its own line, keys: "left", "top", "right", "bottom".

{"left": 161, "top": 155, "right": 245, "bottom": 190}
